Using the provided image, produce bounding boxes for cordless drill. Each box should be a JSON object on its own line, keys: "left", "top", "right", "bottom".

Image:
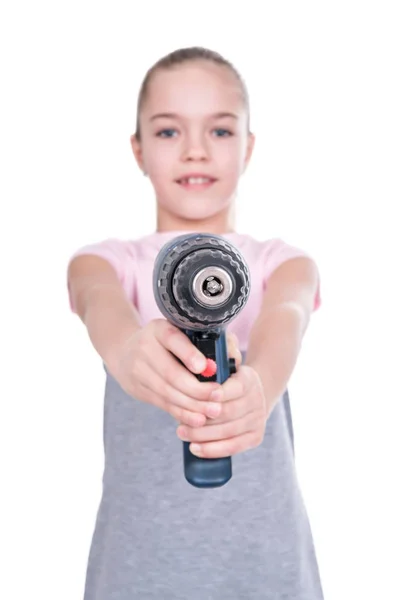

{"left": 153, "top": 233, "right": 250, "bottom": 489}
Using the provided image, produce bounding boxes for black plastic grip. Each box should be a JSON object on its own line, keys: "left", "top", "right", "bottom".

{"left": 182, "top": 330, "right": 236, "bottom": 488}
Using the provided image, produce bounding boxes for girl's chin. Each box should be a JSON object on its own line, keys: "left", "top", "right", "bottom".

{"left": 158, "top": 193, "right": 232, "bottom": 219}
{"left": 177, "top": 204, "right": 228, "bottom": 219}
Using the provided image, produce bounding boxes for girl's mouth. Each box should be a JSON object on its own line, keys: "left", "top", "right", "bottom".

{"left": 176, "top": 176, "right": 217, "bottom": 189}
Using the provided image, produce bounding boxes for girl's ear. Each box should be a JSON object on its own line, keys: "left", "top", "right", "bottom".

{"left": 130, "top": 134, "right": 146, "bottom": 173}
{"left": 243, "top": 132, "right": 256, "bottom": 173}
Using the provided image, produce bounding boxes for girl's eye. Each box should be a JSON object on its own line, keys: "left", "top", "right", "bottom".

{"left": 156, "top": 128, "right": 233, "bottom": 138}
{"left": 213, "top": 128, "right": 233, "bottom": 137}
{"left": 156, "top": 129, "right": 177, "bottom": 138}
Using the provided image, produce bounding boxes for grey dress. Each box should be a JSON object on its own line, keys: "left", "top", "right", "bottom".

{"left": 82, "top": 361, "right": 324, "bottom": 599}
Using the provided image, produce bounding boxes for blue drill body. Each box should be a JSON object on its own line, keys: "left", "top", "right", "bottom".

{"left": 153, "top": 233, "right": 250, "bottom": 488}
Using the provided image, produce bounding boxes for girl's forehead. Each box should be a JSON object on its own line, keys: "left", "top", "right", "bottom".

{"left": 143, "top": 64, "right": 244, "bottom": 116}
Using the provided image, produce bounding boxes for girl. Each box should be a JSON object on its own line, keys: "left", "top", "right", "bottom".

{"left": 67, "top": 46, "right": 324, "bottom": 600}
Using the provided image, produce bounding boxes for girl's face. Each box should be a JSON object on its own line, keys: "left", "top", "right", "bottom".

{"left": 131, "top": 61, "right": 255, "bottom": 231}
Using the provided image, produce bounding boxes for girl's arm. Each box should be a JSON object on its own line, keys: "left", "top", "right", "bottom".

{"left": 67, "top": 254, "right": 142, "bottom": 370}
{"left": 67, "top": 253, "right": 240, "bottom": 427}
{"left": 245, "top": 256, "right": 320, "bottom": 403}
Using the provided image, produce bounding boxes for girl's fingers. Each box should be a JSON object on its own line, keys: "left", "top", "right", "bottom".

{"left": 132, "top": 360, "right": 222, "bottom": 423}
{"left": 214, "top": 366, "right": 254, "bottom": 403}
{"left": 154, "top": 320, "right": 208, "bottom": 374}
{"left": 177, "top": 411, "right": 259, "bottom": 444}
{"left": 141, "top": 333, "right": 221, "bottom": 402}
{"left": 205, "top": 395, "right": 252, "bottom": 424}
{"left": 190, "top": 431, "right": 262, "bottom": 459}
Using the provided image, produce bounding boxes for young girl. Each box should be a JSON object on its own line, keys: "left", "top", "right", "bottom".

{"left": 67, "top": 47, "right": 324, "bottom": 600}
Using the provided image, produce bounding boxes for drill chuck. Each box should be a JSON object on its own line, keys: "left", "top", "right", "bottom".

{"left": 153, "top": 233, "right": 250, "bottom": 331}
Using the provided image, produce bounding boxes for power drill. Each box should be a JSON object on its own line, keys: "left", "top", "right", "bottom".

{"left": 153, "top": 232, "right": 250, "bottom": 489}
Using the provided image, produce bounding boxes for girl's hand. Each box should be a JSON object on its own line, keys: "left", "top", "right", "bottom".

{"left": 108, "top": 319, "right": 241, "bottom": 429}
{"left": 176, "top": 365, "right": 272, "bottom": 458}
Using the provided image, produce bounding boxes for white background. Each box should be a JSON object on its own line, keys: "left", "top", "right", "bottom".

{"left": 1, "top": 2, "right": 399, "bottom": 599}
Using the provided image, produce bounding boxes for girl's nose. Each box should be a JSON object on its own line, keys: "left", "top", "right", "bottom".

{"left": 181, "top": 135, "right": 209, "bottom": 161}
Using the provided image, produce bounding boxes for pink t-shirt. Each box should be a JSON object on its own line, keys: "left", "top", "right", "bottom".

{"left": 68, "top": 230, "right": 320, "bottom": 352}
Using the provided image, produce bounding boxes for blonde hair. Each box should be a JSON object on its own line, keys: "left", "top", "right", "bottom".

{"left": 134, "top": 46, "right": 250, "bottom": 141}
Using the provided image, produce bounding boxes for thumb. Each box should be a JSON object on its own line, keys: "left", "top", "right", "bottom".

{"left": 226, "top": 331, "right": 242, "bottom": 367}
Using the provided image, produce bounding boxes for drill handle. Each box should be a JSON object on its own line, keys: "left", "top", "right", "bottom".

{"left": 182, "top": 330, "right": 236, "bottom": 489}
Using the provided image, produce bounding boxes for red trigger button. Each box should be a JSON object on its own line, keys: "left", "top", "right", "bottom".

{"left": 201, "top": 359, "right": 217, "bottom": 378}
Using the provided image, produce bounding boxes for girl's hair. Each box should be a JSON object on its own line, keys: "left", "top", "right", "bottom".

{"left": 134, "top": 46, "right": 250, "bottom": 142}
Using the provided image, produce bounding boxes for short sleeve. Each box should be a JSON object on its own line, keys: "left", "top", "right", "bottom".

{"left": 261, "top": 238, "right": 321, "bottom": 312}
{"left": 67, "top": 238, "right": 137, "bottom": 313}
